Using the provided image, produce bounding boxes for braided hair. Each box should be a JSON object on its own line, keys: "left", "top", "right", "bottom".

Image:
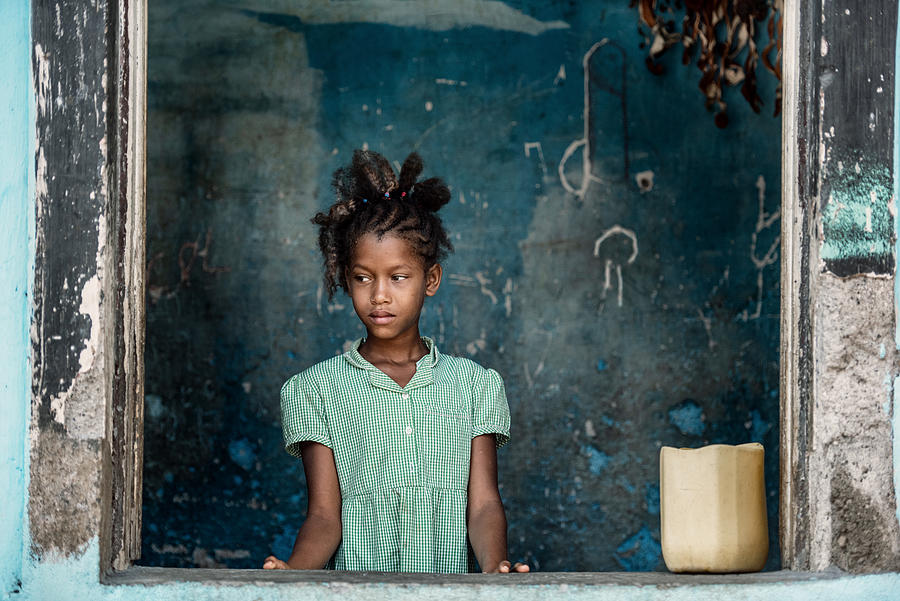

{"left": 312, "top": 149, "right": 454, "bottom": 299}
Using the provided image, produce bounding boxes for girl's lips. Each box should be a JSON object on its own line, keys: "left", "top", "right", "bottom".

{"left": 369, "top": 311, "right": 395, "bottom": 325}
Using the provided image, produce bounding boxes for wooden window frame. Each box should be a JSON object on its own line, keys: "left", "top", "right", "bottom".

{"left": 104, "top": 0, "right": 816, "bottom": 579}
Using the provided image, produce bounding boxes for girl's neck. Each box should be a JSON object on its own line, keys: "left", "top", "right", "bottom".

{"left": 358, "top": 329, "right": 428, "bottom": 365}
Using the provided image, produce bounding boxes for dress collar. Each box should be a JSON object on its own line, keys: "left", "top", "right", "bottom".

{"left": 344, "top": 336, "right": 440, "bottom": 392}
{"left": 343, "top": 336, "right": 441, "bottom": 371}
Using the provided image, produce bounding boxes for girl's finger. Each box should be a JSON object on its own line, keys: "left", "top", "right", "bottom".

{"left": 512, "top": 562, "right": 530, "bottom": 572}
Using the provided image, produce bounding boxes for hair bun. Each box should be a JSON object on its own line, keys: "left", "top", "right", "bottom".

{"left": 412, "top": 177, "right": 451, "bottom": 212}
{"left": 333, "top": 149, "right": 449, "bottom": 212}
{"left": 351, "top": 149, "right": 398, "bottom": 200}
{"left": 398, "top": 153, "right": 424, "bottom": 194}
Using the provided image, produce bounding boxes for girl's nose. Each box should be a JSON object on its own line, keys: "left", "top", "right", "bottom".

{"left": 371, "top": 279, "right": 390, "bottom": 304}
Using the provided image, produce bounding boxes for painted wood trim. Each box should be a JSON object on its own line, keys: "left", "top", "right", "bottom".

{"left": 779, "top": 0, "right": 798, "bottom": 569}
{"left": 780, "top": 0, "right": 818, "bottom": 571}
{"left": 107, "top": 0, "right": 148, "bottom": 572}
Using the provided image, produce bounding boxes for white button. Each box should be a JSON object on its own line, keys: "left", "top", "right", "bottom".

{"left": 402, "top": 393, "right": 410, "bottom": 400}
{"left": 405, "top": 426, "right": 413, "bottom": 435}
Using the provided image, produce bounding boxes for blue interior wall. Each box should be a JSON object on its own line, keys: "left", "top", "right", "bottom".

{"left": 0, "top": 1, "right": 32, "bottom": 593}
{"left": 142, "top": 1, "right": 782, "bottom": 571}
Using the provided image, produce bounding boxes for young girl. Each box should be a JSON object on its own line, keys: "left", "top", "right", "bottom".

{"left": 262, "top": 150, "right": 528, "bottom": 574}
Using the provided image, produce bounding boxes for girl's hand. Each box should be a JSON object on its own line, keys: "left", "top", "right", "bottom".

{"left": 262, "top": 555, "right": 291, "bottom": 570}
{"left": 489, "top": 560, "right": 530, "bottom": 573}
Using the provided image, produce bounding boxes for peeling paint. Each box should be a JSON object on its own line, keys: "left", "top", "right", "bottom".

{"left": 668, "top": 401, "right": 706, "bottom": 437}
{"left": 583, "top": 445, "right": 611, "bottom": 476}
{"left": 30, "top": 0, "right": 110, "bottom": 434}
{"left": 33, "top": 43, "right": 50, "bottom": 117}
{"left": 614, "top": 526, "right": 661, "bottom": 571}
{"left": 76, "top": 274, "right": 101, "bottom": 373}
{"left": 821, "top": 155, "right": 894, "bottom": 275}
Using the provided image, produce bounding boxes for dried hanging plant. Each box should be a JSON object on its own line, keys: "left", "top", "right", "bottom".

{"left": 632, "top": 0, "right": 782, "bottom": 128}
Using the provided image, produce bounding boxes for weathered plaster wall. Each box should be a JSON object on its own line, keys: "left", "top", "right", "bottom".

{"left": 28, "top": 0, "right": 118, "bottom": 567}
{"left": 0, "top": 2, "right": 33, "bottom": 594}
{"left": 141, "top": 1, "right": 782, "bottom": 571}
{"left": 783, "top": 0, "right": 900, "bottom": 572}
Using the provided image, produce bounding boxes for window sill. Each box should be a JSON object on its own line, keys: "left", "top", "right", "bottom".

{"left": 106, "top": 567, "right": 839, "bottom": 587}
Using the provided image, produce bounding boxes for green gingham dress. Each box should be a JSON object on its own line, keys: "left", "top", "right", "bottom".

{"left": 280, "top": 337, "right": 511, "bottom": 573}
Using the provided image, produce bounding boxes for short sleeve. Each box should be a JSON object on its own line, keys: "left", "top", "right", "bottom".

{"left": 280, "top": 373, "right": 332, "bottom": 457}
{"left": 471, "top": 367, "right": 511, "bottom": 449}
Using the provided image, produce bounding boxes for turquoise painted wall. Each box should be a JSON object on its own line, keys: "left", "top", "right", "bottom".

{"left": 0, "top": 1, "right": 32, "bottom": 595}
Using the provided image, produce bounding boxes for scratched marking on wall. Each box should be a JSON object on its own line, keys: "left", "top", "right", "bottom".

{"left": 593, "top": 225, "right": 638, "bottom": 308}
{"left": 740, "top": 175, "right": 780, "bottom": 321}
{"left": 558, "top": 39, "right": 629, "bottom": 198}
{"left": 524, "top": 141, "right": 548, "bottom": 178}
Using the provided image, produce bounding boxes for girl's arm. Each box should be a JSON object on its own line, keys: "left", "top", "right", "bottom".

{"left": 467, "top": 434, "right": 529, "bottom": 573}
{"left": 263, "top": 441, "right": 342, "bottom": 569}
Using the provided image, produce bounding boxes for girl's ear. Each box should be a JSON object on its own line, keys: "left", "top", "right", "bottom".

{"left": 425, "top": 263, "right": 442, "bottom": 297}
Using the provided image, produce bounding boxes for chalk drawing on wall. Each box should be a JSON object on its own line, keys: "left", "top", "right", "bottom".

{"left": 554, "top": 64, "right": 566, "bottom": 85}
{"left": 696, "top": 307, "right": 717, "bottom": 350}
{"left": 448, "top": 270, "right": 512, "bottom": 315}
{"left": 524, "top": 141, "right": 548, "bottom": 178}
{"left": 558, "top": 39, "right": 629, "bottom": 199}
{"left": 474, "top": 271, "right": 498, "bottom": 305}
{"left": 522, "top": 335, "right": 551, "bottom": 390}
{"left": 740, "top": 175, "right": 780, "bottom": 321}
{"left": 593, "top": 225, "right": 638, "bottom": 308}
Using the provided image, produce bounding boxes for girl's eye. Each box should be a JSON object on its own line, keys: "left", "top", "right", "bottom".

{"left": 353, "top": 274, "right": 371, "bottom": 283}
{"left": 392, "top": 274, "right": 408, "bottom": 281}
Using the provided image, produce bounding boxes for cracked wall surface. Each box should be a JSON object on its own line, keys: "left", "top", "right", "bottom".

{"left": 785, "top": 0, "right": 900, "bottom": 572}
{"left": 28, "top": 0, "right": 116, "bottom": 559}
{"left": 810, "top": 276, "right": 900, "bottom": 570}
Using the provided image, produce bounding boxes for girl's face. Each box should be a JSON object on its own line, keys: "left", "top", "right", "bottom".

{"left": 347, "top": 233, "right": 442, "bottom": 343}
